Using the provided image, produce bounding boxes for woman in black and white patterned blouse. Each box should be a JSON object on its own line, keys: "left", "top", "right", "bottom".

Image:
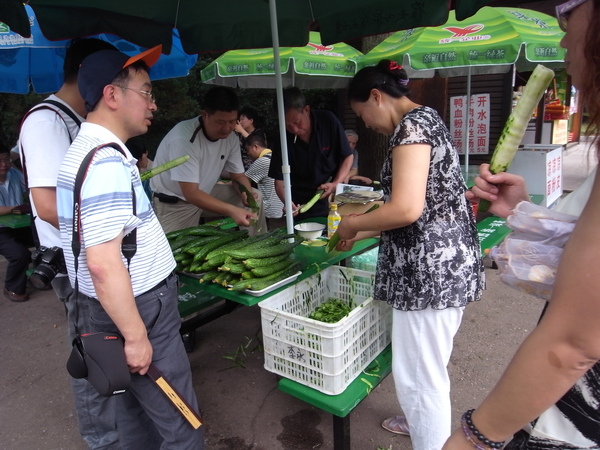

{"left": 336, "top": 59, "right": 484, "bottom": 450}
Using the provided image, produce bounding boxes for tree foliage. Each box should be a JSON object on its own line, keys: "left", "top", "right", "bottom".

{"left": 0, "top": 52, "right": 338, "bottom": 157}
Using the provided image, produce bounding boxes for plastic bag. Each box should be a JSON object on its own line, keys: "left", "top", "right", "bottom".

{"left": 491, "top": 201, "right": 577, "bottom": 300}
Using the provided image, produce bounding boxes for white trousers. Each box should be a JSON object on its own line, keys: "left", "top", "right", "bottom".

{"left": 391, "top": 306, "right": 464, "bottom": 450}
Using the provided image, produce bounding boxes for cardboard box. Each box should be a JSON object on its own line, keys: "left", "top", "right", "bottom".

{"left": 337, "top": 200, "right": 383, "bottom": 216}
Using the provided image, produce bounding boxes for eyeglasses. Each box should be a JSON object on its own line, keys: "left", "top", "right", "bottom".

{"left": 555, "top": 0, "right": 589, "bottom": 31}
{"left": 115, "top": 86, "right": 156, "bottom": 103}
{"left": 0, "top": 158, "right": 12, "bottom": 165}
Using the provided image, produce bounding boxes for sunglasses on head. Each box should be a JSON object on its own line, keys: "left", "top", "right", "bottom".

{"left": 555, "top": 0, "right": 589, "bottom": 31}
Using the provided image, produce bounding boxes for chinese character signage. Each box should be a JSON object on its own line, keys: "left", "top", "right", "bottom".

{"left": 450, "top": 94, "right": 490, "bottom": 155}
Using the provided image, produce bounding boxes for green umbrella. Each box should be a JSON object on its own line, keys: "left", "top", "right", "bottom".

{"left": 358, "top": 7, "right": 565, "bottom": 76}
{"left": 201, "top": 32, "right": 363, "bottom": 89}
{"left": 357, "top": 7, "right": 565, "bottom": 176}
{"left": 2, "top": 0, "right": 495, "bottom": 54}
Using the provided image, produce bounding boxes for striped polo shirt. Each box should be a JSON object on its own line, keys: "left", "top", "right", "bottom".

{"left": 57, "top": 123, "right": 175, "bottom": 298}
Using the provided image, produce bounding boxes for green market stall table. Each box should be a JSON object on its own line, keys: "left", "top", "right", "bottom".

{"left": 177, "top": 234, "right": 379, "bottom": 307}
{"left": 0, "top": 213, "right": 31, "bottom": 229}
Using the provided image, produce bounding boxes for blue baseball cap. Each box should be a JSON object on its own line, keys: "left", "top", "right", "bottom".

{"left": 78, "top": 44, "right": 162, "bottom": 112}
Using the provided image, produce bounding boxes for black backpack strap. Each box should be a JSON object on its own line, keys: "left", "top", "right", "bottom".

{"left": 41, "top": 99, "right": 82, "bottom": 130}
{"left": 20, "top": 101, "right": 82, "bottom": 186}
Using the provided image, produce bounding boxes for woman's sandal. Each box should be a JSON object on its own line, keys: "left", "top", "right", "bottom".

{"left": 381, "top": 415, "right": 410, "bottom": 436}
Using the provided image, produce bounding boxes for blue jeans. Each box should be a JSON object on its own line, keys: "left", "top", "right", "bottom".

{"left": 55, "top": 276, "right": 119, "bottom": 450}
{"left": 84, "top": 274, "right": 204, "bottom": 449}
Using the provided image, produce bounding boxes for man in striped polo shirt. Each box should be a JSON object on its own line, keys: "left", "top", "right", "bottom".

{"left": 56, "top": 46, "right": 204, "bottom": 449}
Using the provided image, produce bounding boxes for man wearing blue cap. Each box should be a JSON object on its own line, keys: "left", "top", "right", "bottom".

{"left": 56, "top": 46, "right": 204, "bottom": 449}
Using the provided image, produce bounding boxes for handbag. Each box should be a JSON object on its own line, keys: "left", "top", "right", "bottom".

{"left": 65, "top": 144, "right": 135, "bottom": 396}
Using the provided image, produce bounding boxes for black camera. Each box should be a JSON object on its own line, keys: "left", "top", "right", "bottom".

{"left": 30, "top": 246, "right": 67, "bottom": 290}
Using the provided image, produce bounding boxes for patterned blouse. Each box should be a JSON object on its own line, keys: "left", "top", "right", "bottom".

{"left": 374, "top": 106, "right": 485, "bottom": 311}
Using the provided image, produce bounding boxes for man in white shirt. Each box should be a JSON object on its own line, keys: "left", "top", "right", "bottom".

{"left": 151, "top": 86, "right": 266, "bottom": 233}
{"left": 19, "top": 38, "right": 121, "bottom": 450}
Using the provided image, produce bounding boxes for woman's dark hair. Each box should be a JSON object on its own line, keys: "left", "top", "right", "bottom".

{"left": 348, "top": 60, "right": 410, "bottom": 103}
{"left": 239, "top": 106, "right": 261, "bottom": 125}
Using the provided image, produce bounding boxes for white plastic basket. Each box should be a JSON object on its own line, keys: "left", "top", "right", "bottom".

{"left": 259, "top": 265, "right": 392, "bottom": 395}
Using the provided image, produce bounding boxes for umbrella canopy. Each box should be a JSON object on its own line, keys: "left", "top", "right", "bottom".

{"left": 357, "top": 6, "right": 565, "bottom": 177}
{"left": 358, "top": 7, "right": 565, "bottom": 76}
{"left": 201, "top": 32, "right": 363, "bottom": 90}
{"left": 0, "top": 6, "right": 197, "bottom": 94}
{"left": 2, "top": 0, "right": 495, "bottom": 54}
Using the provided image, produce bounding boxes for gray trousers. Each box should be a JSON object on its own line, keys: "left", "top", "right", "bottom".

{"left": 80, "top": 273, "right": 204, "bottom": 449}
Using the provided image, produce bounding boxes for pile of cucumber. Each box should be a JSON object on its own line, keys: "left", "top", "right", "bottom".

{"left": 167, "top": 225, "right": 304, "bottom": 292}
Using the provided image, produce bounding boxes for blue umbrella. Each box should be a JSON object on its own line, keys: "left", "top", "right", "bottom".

{"left": 0, "top": 5, "right": 197, "bottom": 94}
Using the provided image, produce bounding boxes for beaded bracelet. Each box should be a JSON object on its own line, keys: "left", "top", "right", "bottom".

{"left": 461, "top": 409, "right": 506, "bottom": 449}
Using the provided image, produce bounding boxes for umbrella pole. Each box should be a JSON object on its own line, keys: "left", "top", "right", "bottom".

{"left": 463, "top": 66, "right": 471, "bottom": 181}
{"left": 269, "top": 0, "right": 295, "bottom": 237}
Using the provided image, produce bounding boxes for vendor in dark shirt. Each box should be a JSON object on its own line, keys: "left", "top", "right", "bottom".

{"left": 269, "top": 87, "right": 354, "bottom": 220}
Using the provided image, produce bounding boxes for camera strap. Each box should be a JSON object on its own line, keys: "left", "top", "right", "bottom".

{"left": 71, "top": 143, "right": 137, "bottom": 336}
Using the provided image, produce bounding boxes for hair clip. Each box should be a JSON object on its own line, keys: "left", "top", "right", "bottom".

{"left": 389, "top": 61, "right": 401, "bottom": 71}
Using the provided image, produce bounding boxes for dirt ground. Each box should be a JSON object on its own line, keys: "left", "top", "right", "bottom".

{"left": 0, "top": 260, "right": 543, "bottom": 450}
{"left": 1, "top": 141, "right": 593, "bottom": 449}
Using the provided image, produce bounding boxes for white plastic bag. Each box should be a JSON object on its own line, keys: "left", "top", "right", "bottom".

{"left": 491, "top": 201, "right": 577, "bottom": 300}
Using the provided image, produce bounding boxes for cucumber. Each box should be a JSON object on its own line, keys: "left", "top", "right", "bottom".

{"left": 140, "top": 155, "right": 190, "bottom": 181}
{"left": 200, "top": 270, "right": 221, "bottom": 283}
{"left": 221, "top": 261, "right": 247, "bottom": 274}
{"left": 203, "top": 229, "right": 283, "bottom": 261}
{"left": 298, "top": 189, "right": 325, "bottom": 214}
{"left": 198, "top": 258, "right": 222, "bottom": 272}
{"left": 212, "top": 271, "right": 230, "bottom": 285}
{"left": 169, "top": 234, "right": 202, "bottom": 251}
{"left": 243, "top": 252, "right": 291, "bottom": 269}
{"left": 225, "top": 239, "right": 303, "bottom": 260}
{"left": 166, "top": 225, "right": 202, "bottom": 241}
{"left": 186, "top": 227, "right": 229, "bottom": 237}
{"left": 191, "top": 231, "right": 248, "bottom": 262}
{"left": 165, "top": 223, "right": 227, "bottom": 240}
{"left": 180, "top": 235, "right": 223, "bottom": 254}
{"left": 174, "top": 252, "right": 188, "bottom": 263}
{"left": 241, "top": 261, "right": 303, "bottom": 292}
{"left": 233, "top": 180, "right": 259, "bottom": 211}
{"left": 251, "top": 257, "right": 295, "bottom": 277}
{"left": 229, "top": 278, "right": 253, "bottom": 291}
{"left": 479, "top": 64, "right": 554, "bottom": 212}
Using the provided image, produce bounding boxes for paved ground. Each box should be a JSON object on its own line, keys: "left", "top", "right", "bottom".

{"left": 0, "top": 139, "right": 595, "bottom": 450}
